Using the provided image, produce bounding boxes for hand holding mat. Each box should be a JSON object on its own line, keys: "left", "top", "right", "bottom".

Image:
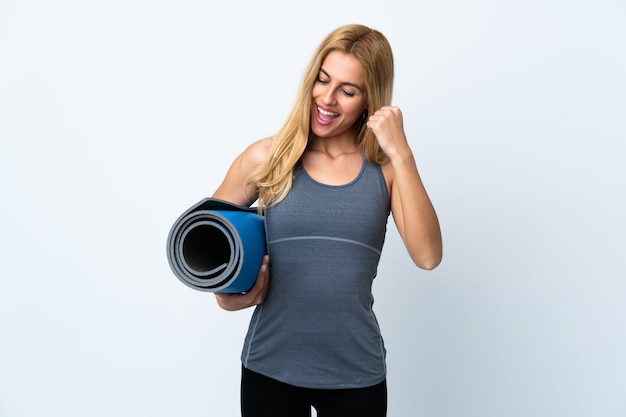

{"left": 166, "top": 198, "right": 266, "bottom": 293}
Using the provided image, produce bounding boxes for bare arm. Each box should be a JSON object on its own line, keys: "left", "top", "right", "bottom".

{"left": 212, "top": 138, "right": 273, "bottom": 310}
{"left": 367, "top": 107, "right": 443, "bottom": 270}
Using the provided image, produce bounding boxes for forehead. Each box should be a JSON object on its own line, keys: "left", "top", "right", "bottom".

{"left": 320, "top": 50, "right": 365, "bottom": 85}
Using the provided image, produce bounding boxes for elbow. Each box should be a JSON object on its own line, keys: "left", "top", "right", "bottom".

{"left": 404, "top": 228, "right": 443, "bottom": 271}
{"left": 415, "top": 257, "right": 441, "bottom": 271}
{"left": 411, "top": 249, "right": 443, "bottom": 271}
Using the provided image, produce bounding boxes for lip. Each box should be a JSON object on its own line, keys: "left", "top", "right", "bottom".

{"left": 314, "top": 105, "right": 339, "bottom": 126}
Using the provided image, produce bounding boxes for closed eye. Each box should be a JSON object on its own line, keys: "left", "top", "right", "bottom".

{"left": 316, "top": 70, "right": 362, "bottom": 97}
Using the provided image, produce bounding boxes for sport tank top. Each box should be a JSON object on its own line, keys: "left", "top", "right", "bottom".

{"left": 241, "top": 158, "right": 390, "bottom": 389}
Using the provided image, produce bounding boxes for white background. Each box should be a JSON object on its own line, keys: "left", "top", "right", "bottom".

{"left": 1, "top": 1, "right": 625, "bottom": 416}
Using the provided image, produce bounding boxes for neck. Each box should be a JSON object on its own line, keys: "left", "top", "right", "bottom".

{"left": 308, "top": 136, "right": 360, "bottom": 158}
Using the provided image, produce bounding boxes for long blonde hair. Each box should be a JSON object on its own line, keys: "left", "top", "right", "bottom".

{"left": 247, "top": 24, "right": 394, "bottom": 212}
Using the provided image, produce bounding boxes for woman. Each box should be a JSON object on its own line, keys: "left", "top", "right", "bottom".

{"left": 212, "top": 24, "right": 442, "bottom": 417}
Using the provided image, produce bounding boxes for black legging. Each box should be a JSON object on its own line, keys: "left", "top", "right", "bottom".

{"left": 241, "top": 365, "right": 387, "bottom": 417}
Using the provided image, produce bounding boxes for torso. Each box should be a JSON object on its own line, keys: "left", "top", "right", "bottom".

{"left": 240, "top": 158, "right": 391, "bottom": 389}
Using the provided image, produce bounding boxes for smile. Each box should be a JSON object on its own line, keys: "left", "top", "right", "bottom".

{"left": 316, "top": 106, "right": 339, "bottom": 125}
{"left": 318, "top": 107, "right": 338, "bottom": 117}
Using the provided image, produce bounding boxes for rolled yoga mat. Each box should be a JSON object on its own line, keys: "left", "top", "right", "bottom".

{"left": 166, "top": 198, "right": 266, "bottom": 293}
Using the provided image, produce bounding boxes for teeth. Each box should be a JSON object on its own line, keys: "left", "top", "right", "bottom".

{"left": 318, "top": 107, "right": 338, "bottom": 117}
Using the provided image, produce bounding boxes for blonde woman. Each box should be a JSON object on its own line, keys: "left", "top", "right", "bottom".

{"left": 212, "top": 24, "right": 442, "bottom": 417}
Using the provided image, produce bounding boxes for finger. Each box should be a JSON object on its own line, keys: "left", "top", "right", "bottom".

{"left": 255, "top": 255, "right": 270, "bottom": 285}
{"left": 214, "top": 255, "right": 270, "bottom": 311}
{"left": 244, "top": 255, "right": 270, "bottom": 303}
{"left": 257, "top": 256, "right": 271, "bottom": 289}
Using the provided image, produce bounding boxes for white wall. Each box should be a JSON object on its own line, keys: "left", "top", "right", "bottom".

{"left": 1, "top": 1, "right": 625, "bottom": 416}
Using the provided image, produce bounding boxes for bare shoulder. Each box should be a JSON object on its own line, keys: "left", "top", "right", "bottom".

{"left": 241, "top": 137, "right": 273, "bottom": 167}
{"left": 212, "top": 137, "right": 273, "bottom": 205}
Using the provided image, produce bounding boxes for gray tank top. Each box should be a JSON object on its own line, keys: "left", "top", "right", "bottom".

{"left": 241, "top": 158, "right": 390, "bottom": 389}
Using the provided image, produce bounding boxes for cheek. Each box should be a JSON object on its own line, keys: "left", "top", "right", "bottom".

{"left": 344, "top": 100, "right": 367, "bottom": 121}
{"left": 311, "top": 84, "right": 324, "bottom": 99}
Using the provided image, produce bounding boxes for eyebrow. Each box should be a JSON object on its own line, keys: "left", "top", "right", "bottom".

{"left": 319, "top": 68, "right": 364, "bottom": 92}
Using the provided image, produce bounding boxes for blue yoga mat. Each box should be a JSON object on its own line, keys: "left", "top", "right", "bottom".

{"left": 166, "top": 198, "right": 266, "bottom": 293}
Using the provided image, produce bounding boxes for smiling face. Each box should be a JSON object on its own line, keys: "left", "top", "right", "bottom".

{"left": 310, "top": 50, "right": 368, "bottom": 142}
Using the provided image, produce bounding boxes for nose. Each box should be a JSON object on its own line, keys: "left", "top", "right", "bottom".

{"left": 320, "top": 85, "right": 337, "bottom": 106}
